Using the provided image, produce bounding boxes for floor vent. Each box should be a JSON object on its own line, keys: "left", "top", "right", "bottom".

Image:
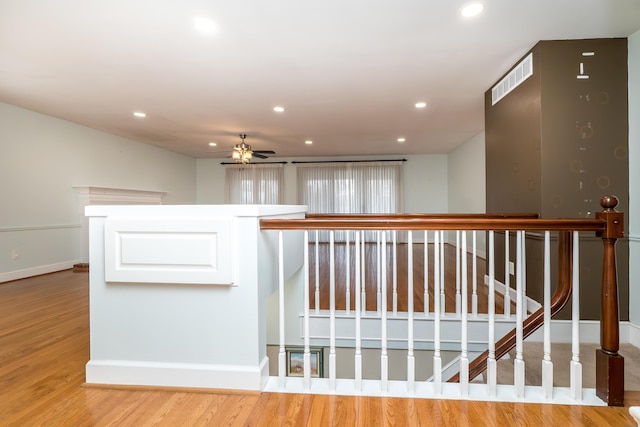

{"left": 491, "top": 53, "right": 533, "bottom": 106}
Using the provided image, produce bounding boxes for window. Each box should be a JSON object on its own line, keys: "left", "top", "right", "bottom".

{"left": 297, "top": 161, "right": 404, "bottom": 240}
{"left": 224, "top": 164, "right": 283, "bottom": 204}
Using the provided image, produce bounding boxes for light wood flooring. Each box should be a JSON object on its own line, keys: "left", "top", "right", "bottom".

{"left": 1, "top": 269, "right": 639, "bottom": 426}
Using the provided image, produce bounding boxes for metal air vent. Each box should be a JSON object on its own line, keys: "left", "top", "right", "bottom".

{"left": 491, "top": 53, "right": 533, "bottom": 106}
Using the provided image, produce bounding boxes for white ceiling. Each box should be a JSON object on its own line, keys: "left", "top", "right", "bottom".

{"left": 1, "top": 1, "right": 640, "bottom": 160}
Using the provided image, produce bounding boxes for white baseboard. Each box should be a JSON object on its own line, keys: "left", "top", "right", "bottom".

{"left": 625, "top": 321, "right": 640, "bottom": 347}
{"left": 0, "top": 260, "right": 79, "bottom": 283}
{"left": 86, "top": 357, "right": 270, "bottom": 391}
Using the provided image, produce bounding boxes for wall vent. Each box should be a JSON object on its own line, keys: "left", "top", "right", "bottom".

{"left": 491, "top": 53, "right": 533, "bottom": 106}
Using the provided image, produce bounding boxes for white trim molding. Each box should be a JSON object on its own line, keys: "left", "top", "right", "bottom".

{"left": 0, "top": 260, "right": 78, "bottom": 283}
{"left": 86, "top": 357, "right": 270, "bottom": 391}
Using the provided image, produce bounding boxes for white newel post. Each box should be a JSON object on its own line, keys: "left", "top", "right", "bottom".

{"left": 84, "top": 204, "right": 306, "bottom": 392}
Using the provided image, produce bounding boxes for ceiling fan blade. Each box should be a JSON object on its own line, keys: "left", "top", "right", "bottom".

{"left": 252, "top": 153, "right": 269, "bottom": 159}
{"left": 252, "top": 150, "right": 276, "bottom": 154}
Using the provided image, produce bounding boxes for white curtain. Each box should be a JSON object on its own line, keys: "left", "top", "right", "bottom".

{"left": 297, "top": 161, "right": 404, "bottom": 240}
{"left": 225, "top": 164, "right": 284, "bottom": 204}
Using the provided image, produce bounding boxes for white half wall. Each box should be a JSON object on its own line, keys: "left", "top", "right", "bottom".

{"left": 629, "top": 29, "right": 640, "bottom": 325}
{"left": 0, "top": 102, "right": 196, "bottom": 281}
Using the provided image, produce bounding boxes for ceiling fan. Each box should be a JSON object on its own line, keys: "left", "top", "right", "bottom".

{"left": 231, "top": 133, "right": 275, "bottom": 163}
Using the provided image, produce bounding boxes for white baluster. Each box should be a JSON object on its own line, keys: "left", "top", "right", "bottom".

{"left": 514, "top": 230, "right": 525, "bottom": 398}
{"left": 278, "top": 231, "right": 286, "bottom": 388}
{"left": 629, "top": 407, "right": 640, "bottom": 426}
{"left": 542, "top": 231, "right": 553, "bottom": 398}
{"left": 407, "top": 231, "right": 415, "bottom": 393}
{"left": 440, "top": 230, "right": 445, "bottom": 314}
{"left": 487, "top": 231, "right": 497, "bottom": 396}
{"left": 329, "top": 230, "right": 336, "bottom": 391}
{"left": 460, "top": 231, "right": 469, "bottom": 396}
{"left": 521, "top": 231, "right": 528, "bottom": 315}
{"left": 355, "top": 231, "right": 362, "bottom": 392}
{"left": 472, "top": 230, "right": 478, "bottom": 317}
{"left": 381, "top": 231, "right": 388, "bottom": 392}
{"left": 361, "top": 233, "right": 366, "bottom": 315}
{"left": 393, "top": 230, "right": 398, "bottom": 315}
{"left": 346, "top": 232, "right": 351, "bottom": 314}
{"left": 303, "top": 231, "right": 311, "bottom": 390}
{"left": 433, "top": 230, "right": 442, "bottom": 394}
{"left": 315, "top": 230, "right": 320, "bottom": 314}
{"left": 571, "top": 231, "right": 582, "bottom": 401}
{"left": 504, "top": 230, "right": 511, "bottom": 318}
{"left": 456, "top": 230, "right": 461, "bottom": 315}
{"left": 377, "top": 231, "right": 382, "bottom": 314}
{"left": 424, "top": 230, "right": 430, "bottom": 315}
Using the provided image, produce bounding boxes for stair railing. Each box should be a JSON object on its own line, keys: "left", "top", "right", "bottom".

{"left": 260, "top": 195, "right": 624, "bottom": 405}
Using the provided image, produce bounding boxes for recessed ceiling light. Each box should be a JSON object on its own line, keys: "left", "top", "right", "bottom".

{"left": 273, "top": 106, "right": 285, "bottom": 113}
{"left": 208, "top": 142, "right": 217, "bottom": 147}
{"left": 397, "top": 137, "right": 406, "bottom": 143}
{"left": 305, "top": 140, "right": 313, "bottom": 145}
{"left": 461, "top": 2, "right": 484, "bottom": 17}
{"left": 194, "top": 17, "right": 217, "bottom": 34}
{"left": 133, "top": 112, "right": 146, "bottom": 118}
{"left": 415, "top": 102, "right": 427, "bottom": 109}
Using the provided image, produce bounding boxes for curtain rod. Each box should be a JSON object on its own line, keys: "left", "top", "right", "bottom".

{"left": 220, "top": 161, "right": 288, "bottom": 165}
{"left": 291, "top": 159, "right": 407, "bottom": 164}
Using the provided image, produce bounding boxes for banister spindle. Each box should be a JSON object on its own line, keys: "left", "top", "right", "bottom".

{"left": 433, "top": 230, "right": 442, "bottom": 394}
{"left": 595, "top": 195, "right": 624, "bottom": 406}
{"left": 315, "top": 230, "right": 320, "bottom": 313}
{"left": 407, "top": 231, "right": 415, "bottom": 393}
{"left": 355, "top": 231, "right": 363, "bottom": 391}
{"left": 504, "top": 230, "right": 511, "bottom": 318}
{"left": 346, "top": 232, "right": 351, "bottom": 314}
{"left": 472, "top": 230, "right": 478, "bottom": 317}
{"left": 570, "top": 230, "right": 582, "bottom": 401}
{"left": 456, "top": 230, "right": 461, "bottom": 315}
{"left": 424, "top": 230, "right": 430, "bottom": 315}
{"left": 542, "top": 230, "right": 552, "bottom": 399}
{"left": 393, "top": 230, "right": 398, "bottom": 315}
{"left": 303, "top": 231, "right": 311, "bottom": 390}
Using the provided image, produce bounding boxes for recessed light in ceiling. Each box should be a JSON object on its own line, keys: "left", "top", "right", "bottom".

{"left": 305, "top": 140, "right": 313, "bottom": 145}
{"left": 273, "top": 106, "right": 285, "bottom": 113}
{"left": 133, "top": 112, "right": 146, "bottom": 118}
{"left": 460, "top": 2, "right": 484, "bottom": 17}
{"left": 397, "top": 137, "right": 406, "bottom": 143}
{"left": 415, "top": 102, "right": 427, "bottom": 109}
{"left": 208, "top": 142, "right": 217, "bottom": 147}
{"left": 194, "top": 17, "right": 217, "bottom": 35}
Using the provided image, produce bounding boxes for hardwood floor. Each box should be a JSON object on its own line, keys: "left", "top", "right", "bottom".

{"left": 1, "top": 270, "right": 639, "bottom": 426}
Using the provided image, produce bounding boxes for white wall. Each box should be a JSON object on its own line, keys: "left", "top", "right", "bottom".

{"left": 628, "top": 30, "right": 640, "bottom": 326}
{"left": 196, "top": 154, "right": 448, "bottom": 213}
{"left": 447, "top": 131, "right": 486, "bottom": 214}
{"left": 0, "top": 102, "right": 196, "bottom": 280}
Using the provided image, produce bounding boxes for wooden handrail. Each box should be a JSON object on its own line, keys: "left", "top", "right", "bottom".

{"left": 306, "top": 213, "right": 540, "bottom": 219}
{"left": 260, "top": 217, "right": 605, "bottom": 232}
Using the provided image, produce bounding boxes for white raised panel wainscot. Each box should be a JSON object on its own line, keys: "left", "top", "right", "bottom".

{"left": 85, "top": 204, "right": 306, "bottom": 392}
